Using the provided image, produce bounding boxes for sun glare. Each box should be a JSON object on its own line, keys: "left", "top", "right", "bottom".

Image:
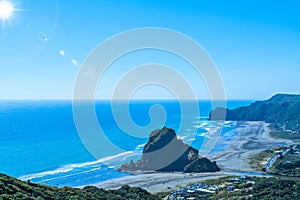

{"left": 0, "top": 0, "right": 18, "bottom": 32}
{"left": 0, "top": 0, "right": 14, "bottom": 20}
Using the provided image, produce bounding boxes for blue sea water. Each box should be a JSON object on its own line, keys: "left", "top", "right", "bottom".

{"left": 0, "top": 100, "right": 252, "bottom": 187}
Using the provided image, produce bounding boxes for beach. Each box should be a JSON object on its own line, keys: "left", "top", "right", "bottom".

{"left": 207, "top": 121, "right": 293, "bottom": 172}
{"left": 81, "top": 172, "right": 230, "bottom": 193}
{"left": 1, "top": 100, "right": 256, "bottom": 187}
{"left": 82, "top": 121, "right": 292, "bottom": 193}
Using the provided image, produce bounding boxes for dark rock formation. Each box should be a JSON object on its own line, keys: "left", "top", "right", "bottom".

{"left": 119, "top": 127, "right": 220, "bottom": 172}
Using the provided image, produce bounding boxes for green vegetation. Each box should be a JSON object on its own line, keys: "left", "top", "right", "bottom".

{"left": 209, "top": 94, "right": 300, "bottom": 139}
{"left": 170, "top": 176, "right": 300, "bottom": 200}
{"left": 216, "top": 177, "right": 300, "bottom": 200}
{"left": 0, "top": 173, "right": 165, "bottom": 200}
{"left": 271, "top": 145, "right": 300, "bottom": 176}
{"left": 248, "top": 145, "right": 300, "bottom": 176}
{"left": 2, "top": 173, "right": 300, "bottom": 200}
{"left": 270, "top": 131, "right": 300, "bottom": 140}
{"left": 249, "top": 149, "right": 276, "bottom": 171}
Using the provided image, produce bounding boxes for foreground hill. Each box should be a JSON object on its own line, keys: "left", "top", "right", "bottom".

{"left": 169, "top": 176, "right": 300, "bottom": 199}
{"left": 209, "top": 94, "right": 300, "bottom": 138}
{"left": 119, "top": 127, "right": 220, "bottom": 172}
{"left": 0, "top": 173, "right": 163, "bottom": 200}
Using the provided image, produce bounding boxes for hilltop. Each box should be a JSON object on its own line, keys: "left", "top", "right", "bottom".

{"left": 119, "top": 127, "right": 220, "bottom": 172}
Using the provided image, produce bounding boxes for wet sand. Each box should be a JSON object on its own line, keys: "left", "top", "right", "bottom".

{"left": 207, "top": 121, "right": 293, "bottom": 172}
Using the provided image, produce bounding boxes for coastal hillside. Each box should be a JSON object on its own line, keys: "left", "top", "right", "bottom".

{"left": 119, "top": 127, "right": 220, "bottom": 172}
{"left": 209, "top": 94, "right": 300, "bottom": 137}
{"left": 0, "top": 173, "right": 163, "bottom": 200}
{"left": 168, "top": 176, "right": 300, "bottom": 199}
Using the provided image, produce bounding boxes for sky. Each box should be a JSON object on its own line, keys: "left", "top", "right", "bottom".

{"left": 0, "top": 0, "right": 299, "bottom": 100}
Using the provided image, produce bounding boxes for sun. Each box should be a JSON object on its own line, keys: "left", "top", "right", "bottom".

{"left": 0, "top": 0, "right": 19, "bottom": 32}
{"left": 0, "top": 0, "right": 14, "bottom": 20}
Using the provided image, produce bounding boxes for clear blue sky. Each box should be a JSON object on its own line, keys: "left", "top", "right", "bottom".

{"left": 0, "top": 0, "right": 299, "bottom": 100}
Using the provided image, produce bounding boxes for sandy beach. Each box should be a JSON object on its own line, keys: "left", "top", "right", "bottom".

{"left": 207, "top": 121, "right": 293, "bottom": 172}
{"left": 81, "top": 171, "right": 230, "bottom": 193}
{"left": 81, "top": 121, "right": 293, "bottom": 193}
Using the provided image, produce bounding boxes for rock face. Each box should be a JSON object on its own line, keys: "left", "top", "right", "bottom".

{"left": 209, "top": 94, "right": 300, "bottom": 133}
{"left": 119, "top": 127, "right": 220, "bottom": 172}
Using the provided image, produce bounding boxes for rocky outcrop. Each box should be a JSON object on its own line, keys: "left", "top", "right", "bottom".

{"left": 119, "top": 127, "right": 220, "bottom": 172}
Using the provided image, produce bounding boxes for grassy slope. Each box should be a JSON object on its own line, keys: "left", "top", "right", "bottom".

{"left": 0, "top": 173, "right": 165, "bottom": 200}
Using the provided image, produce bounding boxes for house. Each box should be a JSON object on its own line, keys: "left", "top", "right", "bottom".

{"left": 227, "top": 186, "right": 235, "bottom": 192}
{"left": 187, "top": 189, "right": 195, "bottom": 193}
{"left": 186, "top": 198, "right": 195, "bottom": 200}
{"left": 195, "top": 188, "right": 215, "bottom": 194}
{"left": 246, "top": 181, "right": 255, "bottom": 185}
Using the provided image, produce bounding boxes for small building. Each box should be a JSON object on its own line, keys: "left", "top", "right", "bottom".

{"left": 195, "top": 188, "right": 215, "bottom": 194}
{"left": 246, "top": 181, "right": 255, "bottom": 185}
{"left": 231, "top": 178, "right": 241, "bottom": 183}
{"left": 227, "top": 186, "right": 235, "bottom": 192}
{"left": 208, "top": 186, "right": 218, "bottom": 191}
{"left": 187, "top": 189, "right": 195, "bottom": 193}
{"left": 186, "top": 198, "right": 195, "bottom": 200}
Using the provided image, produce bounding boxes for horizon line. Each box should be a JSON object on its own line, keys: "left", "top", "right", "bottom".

{"left": 0, "top": 98, "right": 255, "bottom": 101}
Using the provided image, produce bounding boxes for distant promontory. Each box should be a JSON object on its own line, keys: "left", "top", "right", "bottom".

{"left": 119, "top": 127, "right": 220, "bottom": 173}
{"left": 209, "top": 94, "right": 300, "bottom": 138}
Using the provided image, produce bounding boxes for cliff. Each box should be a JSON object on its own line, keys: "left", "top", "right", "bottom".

{"left": 119, "top": 127, "right": 220, "bottom": 172}
{"left": 209, "top": 94, "right": 300, "bottom": 134}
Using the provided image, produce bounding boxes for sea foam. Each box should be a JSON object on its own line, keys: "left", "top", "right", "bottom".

{"left": 19, "top": 151, "right": 133, "bottom": 181}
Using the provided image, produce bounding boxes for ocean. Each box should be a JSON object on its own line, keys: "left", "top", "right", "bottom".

{"left": 0, "top": 100, "right": 252, "bottom": 187}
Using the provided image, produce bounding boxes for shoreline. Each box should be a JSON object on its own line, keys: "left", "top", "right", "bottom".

{"left": 79, "top": 171, "right": 231, "bottom": 193}
{"left": 207, "top": 121, "right": 293, "bottom": 172}
{"left": 79, "top": 121, "right": 293, "bottom": 193}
